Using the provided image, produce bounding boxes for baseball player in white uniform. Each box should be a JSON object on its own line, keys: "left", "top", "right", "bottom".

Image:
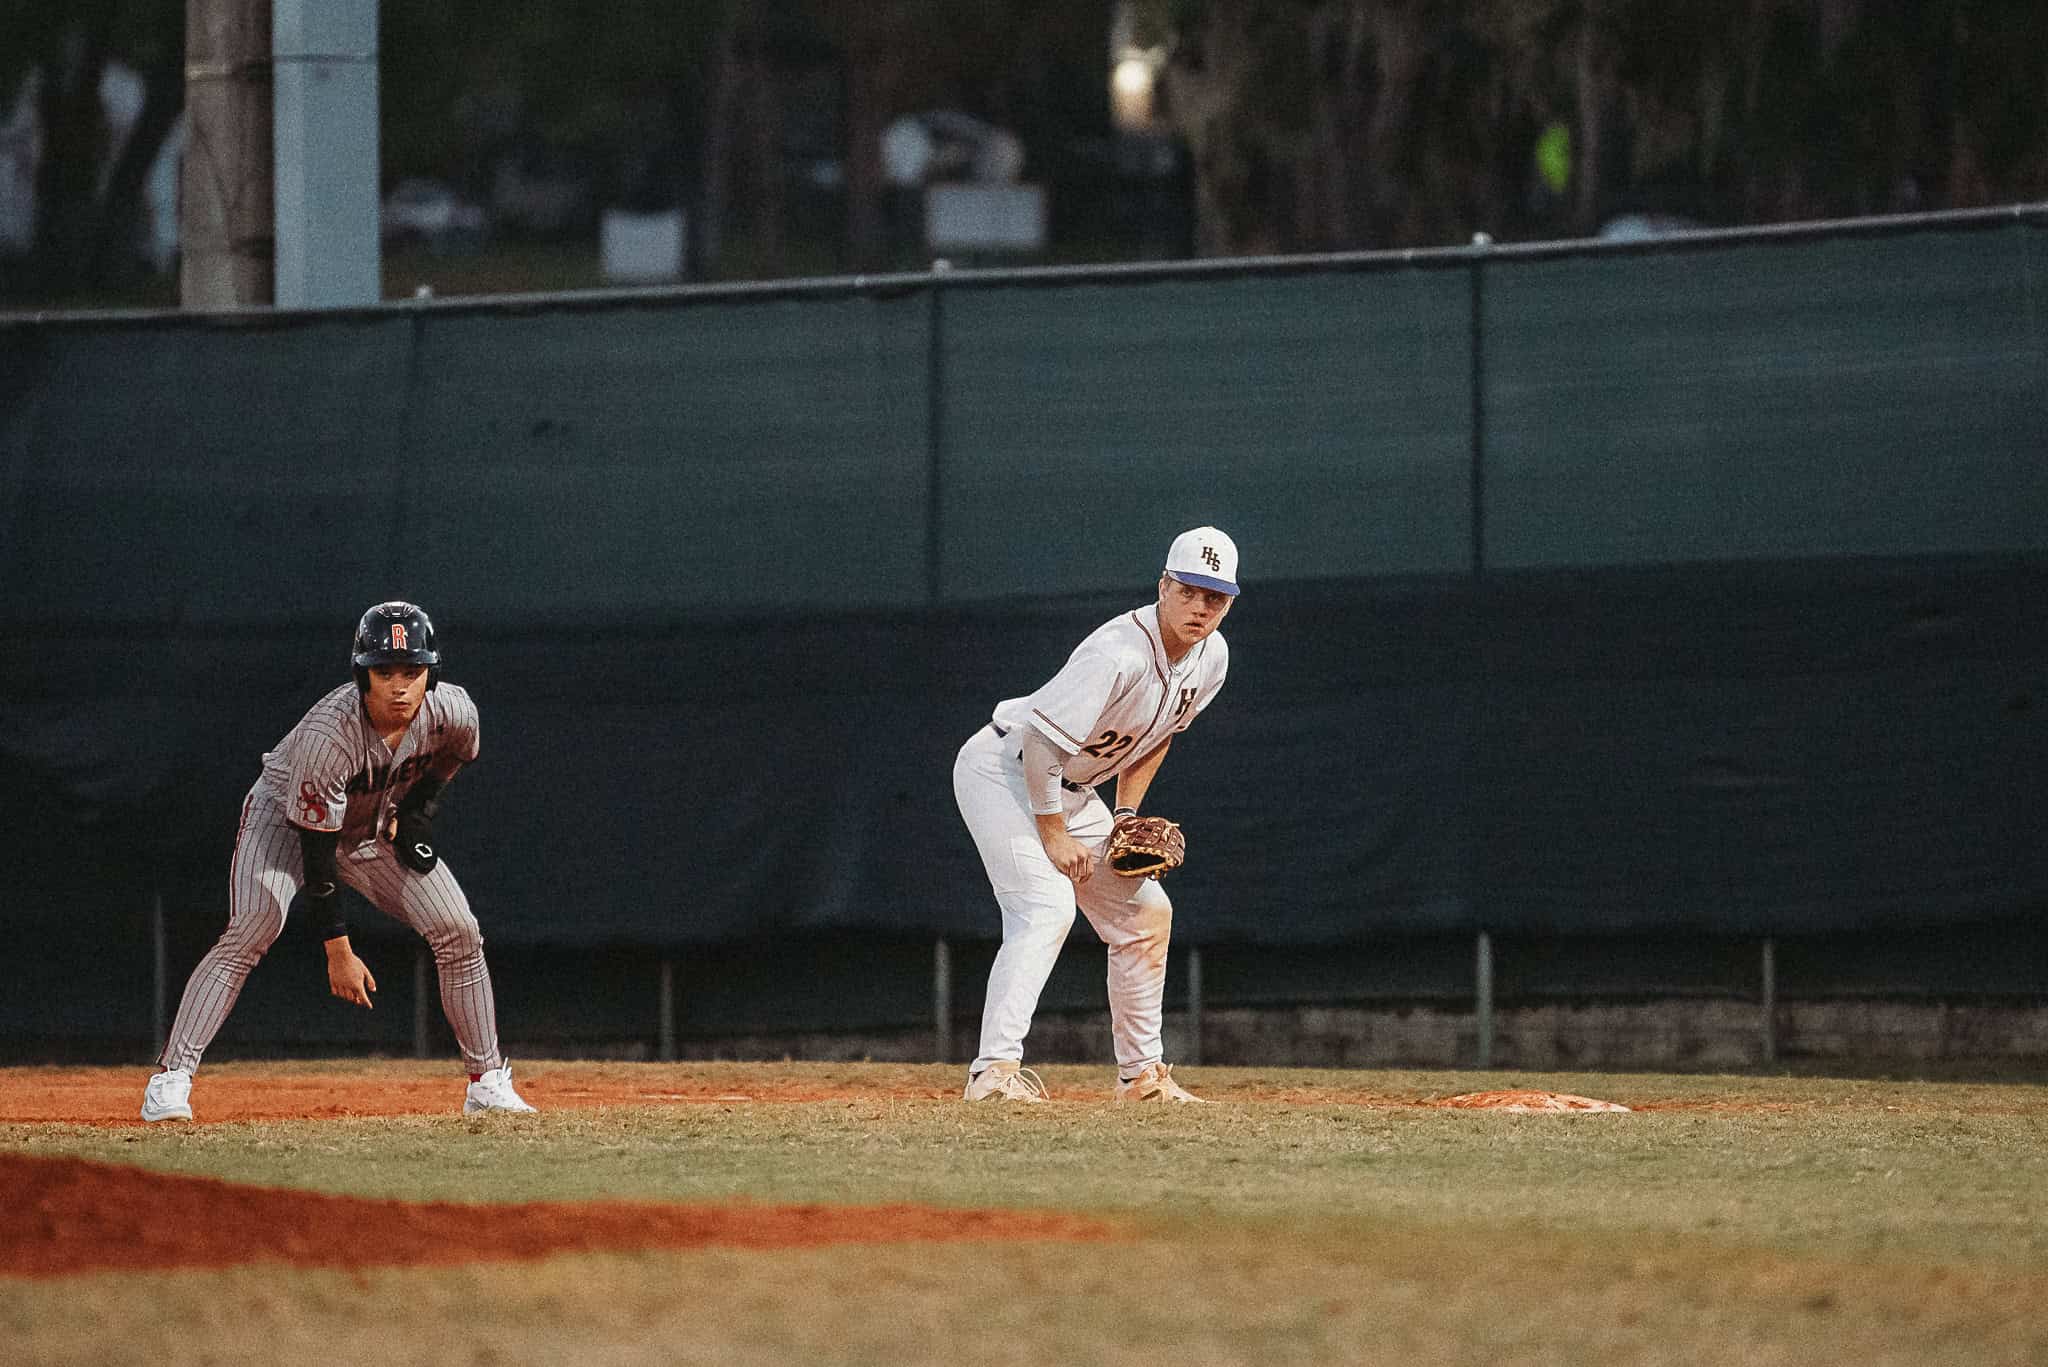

{"left": 140, "top": 602, "right": 535, "bottom": 1121}
{"left": 954, "top": 527, "right": 1238, "bottom": 1103}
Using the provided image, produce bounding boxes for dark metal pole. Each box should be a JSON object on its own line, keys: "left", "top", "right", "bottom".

{"left": 152, "top": 891, "right": 168, "bottom": 1056}
{"left": 1469, "top": 232, "right": 1490, "bottom": 579}
{"left": 924, "top": 260, "right": 951, "bottom": 603}
{"left": 1467, "top": 236, "right": 1493, "bottom": 1073}
{"left": 1475, "top": 930, "right": 1495, "bottom": 1068}
{"left": 413, "top": 948, "right": 430, "bottom": 1058}
{"left": 934, "top": 938, "right": 954, "bottom": 1062}
{"left": 659, "top": 958, "right": 677, "bottom": 1062}
{"left": 1760, "top": 938, "right": 1778, "bottom": 1064}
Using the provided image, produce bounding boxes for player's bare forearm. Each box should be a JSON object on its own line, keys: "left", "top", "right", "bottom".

{"left": 1113, "top": 737, "right": 1172, "bottom": 813}
{"left": 324, "top": 936, "right": 378, "bottom": 1010}
{"left": 1035, "top": 811, "right": 1092, "bottom": 884}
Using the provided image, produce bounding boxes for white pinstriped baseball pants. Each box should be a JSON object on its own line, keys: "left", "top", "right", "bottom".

{"left": 953, "top": 724, "right": 1174, "bottom": 1078}
{"left": 157, "top": 796, "right": 506, "bottom": 1076}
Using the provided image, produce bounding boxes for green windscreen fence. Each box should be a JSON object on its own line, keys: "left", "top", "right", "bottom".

{"left": 1483, "top": 225, "right": 2048, "bottom": 568}
{"left": 1467, "top": 220, "right": 2048, "bottom": 937}
{"left": 2, "top": 294, "right": 935, "bottom": 628}
{"left": 936, "top": 267, "right": 1474, "bottom": 598}
{"left": 6, "top": 314, "right": 417, "bottom": 625}
{"left": 3, "top": 209, "right": 2045, "bottom": 1042}
{"left": 395, "top": 295, "right": 935, "bottom": 620}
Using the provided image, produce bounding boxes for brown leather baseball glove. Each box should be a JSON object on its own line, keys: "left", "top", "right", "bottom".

{"left": 1106, "top": 813, "right": 1186, "bottom": 879}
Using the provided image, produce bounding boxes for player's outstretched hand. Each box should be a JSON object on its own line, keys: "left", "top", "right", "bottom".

{"left": 325, "top": 945, "right": 377, "bottom": 1009}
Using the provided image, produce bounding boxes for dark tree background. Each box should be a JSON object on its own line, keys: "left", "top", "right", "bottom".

{"left": 0, "top": 0, "right": 182, "bottom": 297}
{"left": 1135, "top": 0, "right": 2048, "bottom": 254}
{"left": 3, "top": 0, "right": 2044, "bottom": 300}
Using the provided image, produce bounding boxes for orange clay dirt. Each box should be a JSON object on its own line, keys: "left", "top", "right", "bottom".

{"left": 0, "top": 1065, "right": 1132, "bottom": 1277}
{"left": 0, "top": 1065, "right": 1682, "bottom": 1127}
{"left": 0, "top": 1065, "right": 1657, "bottom": 1277}
{"left": 0, "top": 1064, "right": 951, "bottom": 1125}
{"left": 0, "top": 1153, "right": 1116, "bottom": 1278}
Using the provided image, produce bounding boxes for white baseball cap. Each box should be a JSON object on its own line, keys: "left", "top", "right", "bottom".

{"left": 1163, "top": 526, "right": 1240, "bottom": 596}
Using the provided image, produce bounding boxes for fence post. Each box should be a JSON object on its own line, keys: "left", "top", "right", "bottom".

{"left": 1187, "top": 944, "right": 1204, "bottom": 1066}
{"left": 1760, "top": 937, "right": 1777, "bottom": 1064}
{"left": 659, "top": 958, "right": 677, "bottom": 1062}
{"left": 933, "top": 938, "right": 953, "bottom": 1062}
{"left": 1468, "top": 231, "right": 1490, "bottom": 578}
{"left": 413, "top": 948, "right": 430, "bottom": 1058}
{"left": 925, "top": 261, "right": 950, "bottom": 604}
{"left": 1475, "top": 930, "right": 1495, "bottom": 1068}
{"left": 1466, "top": 236, "right": 1493, "bottom": 1076}
{"left": 152, "top": 890, "right": 168, "bottom": 1057}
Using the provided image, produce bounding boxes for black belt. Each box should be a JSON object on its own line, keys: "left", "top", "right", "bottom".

{"left": 989, "top": 722, "right": 1088, "bottom": 792}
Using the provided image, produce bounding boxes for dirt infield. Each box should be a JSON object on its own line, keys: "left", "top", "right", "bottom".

{"left": 0, "top": 1066, "right": 1657, "bottom": 1124}
{"left": 0, "top": 1067, "right": 1634, "bottom": 1283}
{"left": 0, "top": 1153, "right": 1116, "bottom": 1277}
{"left": 0, "top": 1064, "right": 930, "bottom": 1125}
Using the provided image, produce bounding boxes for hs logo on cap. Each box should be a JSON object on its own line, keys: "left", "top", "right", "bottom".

{"left": 1201, "top": 546, "right": 1221, "bottom": 571}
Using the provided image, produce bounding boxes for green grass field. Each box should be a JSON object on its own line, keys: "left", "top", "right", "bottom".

{"left": 5, "top": 1060, "right": 2047, "bottom": 1365}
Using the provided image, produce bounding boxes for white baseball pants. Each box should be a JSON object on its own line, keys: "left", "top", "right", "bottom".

{"left": 954, "top": 724, "right": 1173, "bottom": 1078}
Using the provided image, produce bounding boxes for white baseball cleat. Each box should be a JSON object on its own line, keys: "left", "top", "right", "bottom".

{"left": 140, "top": 1068, "right": 194, "bottom": 1122}
{"left": 1114, "top": 1062, "right": 1210, "bottom": 1104}
{"left": 962, "top": 1061, "right": 1049, "bottom": 1103}
{"left": 463, "top": 1065, "right": 537, "bottom": 1114}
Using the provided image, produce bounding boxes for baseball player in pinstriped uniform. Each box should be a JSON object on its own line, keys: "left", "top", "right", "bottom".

{"left": 954, "top": 527, "right": 1238, "bottom": 1103}
{"left": 141, "top": 602, "right": 534, "bottom": 1121}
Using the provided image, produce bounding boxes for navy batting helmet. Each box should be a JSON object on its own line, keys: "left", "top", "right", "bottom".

{"left": 352, "top": 600, "right": 440, "bottom": 693}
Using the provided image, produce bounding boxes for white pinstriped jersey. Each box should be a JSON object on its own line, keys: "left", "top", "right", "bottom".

{"left": 991, "top": 605, "right": 1228, "bottom": 789}
{"left": 250, "top": 682, "right": 481, "bottom": 849}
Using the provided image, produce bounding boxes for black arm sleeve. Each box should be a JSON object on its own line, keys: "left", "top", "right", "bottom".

{"left": 294, "top": 825, "right": 349, "bottom": 941}
{"left": 396, "top": 771, "right": 448, "bottom": 819}
{"left": 390, "top": 765, "right": 458, "bottom": 875}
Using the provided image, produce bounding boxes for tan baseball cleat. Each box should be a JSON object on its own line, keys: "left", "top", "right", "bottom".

{"left": 1114, "top": 1062, "right": 1210, "bottom": 1104}
{"left": 962, "top": 1061, "right": 1049, "bottom": 1102}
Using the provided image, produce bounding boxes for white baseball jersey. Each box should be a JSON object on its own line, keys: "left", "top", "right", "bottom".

{"left": 254, "top": 682, "right": 481, "bottom": 844}
{"left": 991, "top": 605, "right": 1229, "bottom": 788}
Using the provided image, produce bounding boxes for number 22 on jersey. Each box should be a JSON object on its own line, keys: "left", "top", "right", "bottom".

{"left": 1081, "top": 730, "right": 1136, "bottom": 762}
